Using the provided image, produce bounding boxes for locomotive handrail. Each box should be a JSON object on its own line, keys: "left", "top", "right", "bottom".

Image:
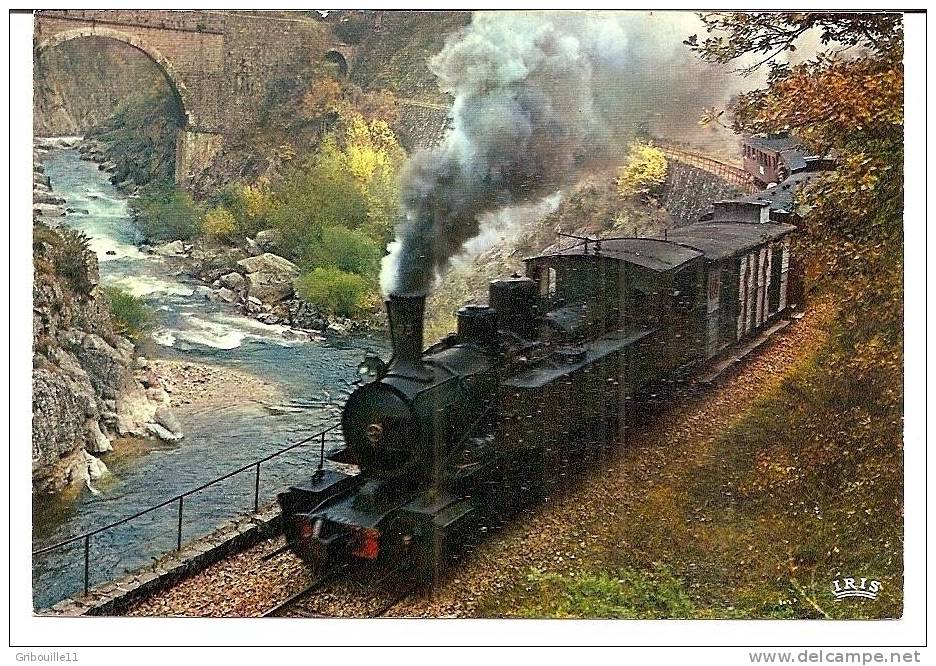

{"left": 33, "top": 422, "right": 341, "bottom": 598}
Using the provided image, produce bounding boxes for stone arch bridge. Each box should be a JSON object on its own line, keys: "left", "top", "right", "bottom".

{"left": 35, "top": 10, "right": 354, "bottom": 187}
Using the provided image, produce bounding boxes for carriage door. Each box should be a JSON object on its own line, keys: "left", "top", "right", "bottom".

{"left": 705, "top": 262, "right": 721, "bottom": 359}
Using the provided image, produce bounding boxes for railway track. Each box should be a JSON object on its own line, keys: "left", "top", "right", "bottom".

{"left": 261, "top": 563, "right": 419, "bottom": 618}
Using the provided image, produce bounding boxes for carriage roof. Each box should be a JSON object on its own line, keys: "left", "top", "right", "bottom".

{"left": 527, "top": 222, "right": 795, "bottom": 272}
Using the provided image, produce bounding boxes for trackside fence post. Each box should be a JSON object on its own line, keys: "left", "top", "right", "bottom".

{"left": 83, "top": 535, "right": 90, "bottom": 596}
{"left": 176, "top": 496, "right": 184, "bottom": 551}
{"left": 32, "top": 423, "right": 337, "bottom": 605}
{"left": 254, "top": 462, "right": 261, "bottom": 512}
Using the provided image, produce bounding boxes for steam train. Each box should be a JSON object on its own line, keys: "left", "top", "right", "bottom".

{"left": 278, "top": 138, "right": 819, "bottom": 580}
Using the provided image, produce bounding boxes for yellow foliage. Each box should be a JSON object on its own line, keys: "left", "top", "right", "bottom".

{"left": 616, "top": 141, "right": 668, "bottom": 198}
{"left": 201, "top": 206, "right": 237, "bottom": 241}
{"left": 240, "top": 182, "right": 270, "bottom": 221}
{"left": 341, "top": 115, "right": 404, "bottom": 186}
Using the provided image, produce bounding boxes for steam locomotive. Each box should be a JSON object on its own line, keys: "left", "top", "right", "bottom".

{"left": 278, "top": 140, "right": 817, "bottom": 580}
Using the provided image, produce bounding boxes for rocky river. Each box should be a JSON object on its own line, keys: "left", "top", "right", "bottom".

{"left": 32, "top": 142, "right": 386, "bottom": 609}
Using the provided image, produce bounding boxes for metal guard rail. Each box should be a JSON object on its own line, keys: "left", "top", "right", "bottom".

{"left": 656, "top": 143, "right": 760, "bottom": 195}
{"left": 33, "top": 422, "right": 340, "bottom": 595}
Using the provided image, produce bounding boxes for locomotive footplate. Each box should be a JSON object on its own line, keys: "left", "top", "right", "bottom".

{"left": 278, "top": 469, "right": 363, "bottom": 519}
{"left": 396, "top": 492, "right": 478, "bottom": 578}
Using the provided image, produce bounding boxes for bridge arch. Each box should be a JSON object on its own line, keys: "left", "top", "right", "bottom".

{"left": 35, "top": 26, "right": 194, "bottom": 128}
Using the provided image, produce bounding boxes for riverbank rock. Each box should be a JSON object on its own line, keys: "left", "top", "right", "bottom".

{"left": 236, "top": 252, "right": 298, "bottom": 276}
{"left": 188, "top": 245, "right": 249, "bottom": 282}
{"left": 216, "top": 286, "right": 238, "bottom": 303}
{"left": 244, "top": 237, "right": 262, "bottom": 256}
{"left": 154, "top": 240, "right": 186, "bottom": 257}
{"left": 85, "top": 418, "right": 113, "bottom": 454}
{"left": 245, "top": 273, "right": 295, "bottom": 303}
{"left": 33, "top": 202, "right": 66, "bottom": 218}
{"left": 286, "top": 299, "right": 328, "bottom": 331}
{"left": 219, "top": 272, "right": 246, "bottom": 291}
{"left": 146, "top": 422, "right": 183, "bottom": 442}
{"left": 237, "top": 253, "right": 299, "bottom": 304}
{"left": 254, "top": 229, "right": 283, "bottom": 253}
{"left": 192, "top": 285, "right": 213, "bottom": 300}
{"left": 153, "top": 406, "right": 183, "bottom": 439}
{"left": 34, "top": 192, "right": 66, "bottom": 205}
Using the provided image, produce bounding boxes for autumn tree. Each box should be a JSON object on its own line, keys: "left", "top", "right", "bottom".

{"left": 689, "top": 13, "right": 903, "bottom": 360}
{"left": 616, "top": 140, "right": 668, "bottom": 199}
{"left": 687, "top": 13, "right": 903, "bottom": 301}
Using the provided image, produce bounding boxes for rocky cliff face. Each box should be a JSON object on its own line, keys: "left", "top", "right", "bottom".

{"left": 32, "top": 222, "right": 180, "bottom": 494}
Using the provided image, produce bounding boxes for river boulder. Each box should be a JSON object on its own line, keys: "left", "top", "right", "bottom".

{"left": 244, "top": 237, "right": 262, "bottom": 256}
{"left": 192, "top": 285, "right": 213, "bottom": 300}
{"left": 245, "top": 273, "right": 295, "bottom": 303}
{"left": 146, "top": 422, "right": 183, "bottom": 442}
{"left": 254, "top": 229, "right": 283, "bottom": 253}
{"left": 34, "top": 192, "right": 66, "bottom": 205}
{"left": 154, "top": 405, "right": 183, "bottom": 438}
{"left": 237, "top": 253, "right": 299, "bottom": 304}
{"left": 216, "top": 286, "right": 238, "bottom": 303}
{"left": 154, "top": 240, "right": 186, "bottom": 256}
{"left": 237, "top": 252, "right": 298, "bottom": 276}
{"left": 220, "top": 272, "right": 246, "bottom": 291}
{"left": 33, "top": 202, "right": 65, "bottom": 217}
{"left": 85, "top": 418, "right": 113, "bottom": 454}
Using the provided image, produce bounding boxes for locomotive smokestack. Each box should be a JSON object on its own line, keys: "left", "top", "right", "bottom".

{"left": 386, "top": 293, "right": 431, "bottom": 380}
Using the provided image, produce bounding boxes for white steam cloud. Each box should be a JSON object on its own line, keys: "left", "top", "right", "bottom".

{"left": 381, "top": 11, "right": 742, "bottom": 296}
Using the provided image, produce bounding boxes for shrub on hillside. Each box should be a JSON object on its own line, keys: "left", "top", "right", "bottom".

{"left": 265, "top": 158, "right": 369, "bottom": 261}
{"left": 212, "top": 182, "right": 271, "bottom": 239}
{"left": 104, "top": 287, "right": 149, "bottom": 339}
{"left": 299, "top": 225, "right": 380, "bottom": 276}
{"left": 294, "top": 267, "right": 369, "bottom": 318}
{"left": 616, "top": 141, "right": 668, "bottom": 198}
{"left": 53, "top": 228, "right": 96, "bottom": 296}
{"left": 201, "top": 206, "right": 237, "bottom": 242}
{"left": 134, "top": 185, "right": 201, "bottom": 241}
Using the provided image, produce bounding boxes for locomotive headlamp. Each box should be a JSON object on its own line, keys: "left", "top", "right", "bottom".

{"left": 365, "top": 422, "right": 384, "bottom": 444}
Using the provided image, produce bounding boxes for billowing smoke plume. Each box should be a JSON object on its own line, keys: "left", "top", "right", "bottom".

{"left": 381, "top": 11, "right": 740, "bottom": 296}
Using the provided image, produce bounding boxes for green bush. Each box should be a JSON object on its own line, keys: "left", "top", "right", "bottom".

{"left": 134, "top": 184, "right": 202, "bottom": 241}
{"left": 266, "top": 160, "right": 369, "bottom": 259}
{"left": 298, "top": 225, "right": 380, "bottom": 275}
{"left": 294, "top": 267, "right": 369, "bottom": 317}
{"left": 104, "top": 287, "right": 150, "bottom": 339}
{"left": 54, "top": 228, "right": 95, "bottom": 296}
